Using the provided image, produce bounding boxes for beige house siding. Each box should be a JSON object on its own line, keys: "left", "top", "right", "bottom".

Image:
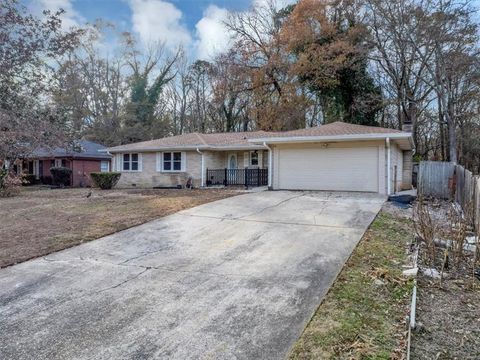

{"left": 394, "top": 144, "right": 403, "bottom": 192}
{"left": 204, "top": 151, "right": 226, "bottom": 170}
{"left": 207, "top": 150, "right": 268, "bottom": 170}
{"left": 111, "top": 149, "right": 269, "bottom": 188}
{"left": 113, "top": 151, "right": 202, "bottom": 188}
{"left": 402, "top": 150, "right": 413, "bottom": 189}
{"left": 387, "top": 143, "right": 403, "bottom": 193}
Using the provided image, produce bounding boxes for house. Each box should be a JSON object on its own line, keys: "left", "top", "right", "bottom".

{"left": 106, "top": 122, "right": 413, "bottom": 194}
{"left": 22, "top": 140, "right": 112, "bottom": 187}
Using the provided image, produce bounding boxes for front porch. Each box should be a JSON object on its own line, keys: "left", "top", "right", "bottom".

{"left": 203, "top": 149, "right": 269, "bottom": 188}
{"left": 206, "top": 168, "right": 268, "bottom": 187}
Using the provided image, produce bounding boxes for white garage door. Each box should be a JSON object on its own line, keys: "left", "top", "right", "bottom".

{"left": 277, "top": 146, "right": 379, "bottom": 192}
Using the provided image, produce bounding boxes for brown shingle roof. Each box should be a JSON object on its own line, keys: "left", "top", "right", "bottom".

{"left": 266, "top": 121, "right": 403, "bottom": 137}
{"left": 107, "top": 133, "right": 208, "bottom": 152}
{"left": 107, "top": 122, "right": 406, "bottom": 152}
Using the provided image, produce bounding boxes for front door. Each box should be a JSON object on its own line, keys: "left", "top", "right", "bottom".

{"left": 227, "top": 153, "right": 237, "bottom": 169}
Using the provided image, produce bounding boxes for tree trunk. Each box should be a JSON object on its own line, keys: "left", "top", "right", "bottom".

{"left": 438, "top": 97, "right": 446, "bottom": 161}
{"left": 444, "top": 100, "right": 457, "bottom": 163}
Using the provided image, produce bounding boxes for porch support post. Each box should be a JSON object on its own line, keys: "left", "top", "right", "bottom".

{"left": 263, "top": 142, "right": 273, "bottom": 189}
{"left": 196, "top": 148, "right": 204, "bottom": 187}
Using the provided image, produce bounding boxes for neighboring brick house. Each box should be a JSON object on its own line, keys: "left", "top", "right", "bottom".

{"left": 22, "top": 140, "right": 112, "bottom": 187}
{"left": 106, "top": 122, "right": 414, "bottom": 194}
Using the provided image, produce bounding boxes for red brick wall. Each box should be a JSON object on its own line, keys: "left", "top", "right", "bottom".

{"left": 39, "top": 159, "right": 72, "bottom": 178}
{"left": 41, "top": 159, "right": 55, "bottom": 177}
{"left": 71, "top": 160, "right": 102, "bottom": 187}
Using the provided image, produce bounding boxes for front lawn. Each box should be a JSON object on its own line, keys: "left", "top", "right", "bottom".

{"left": 0, "top": 187, "right": 239, "bottom": 268}
{"left": 289, "top": 207, "right": 414, "bottom": 359}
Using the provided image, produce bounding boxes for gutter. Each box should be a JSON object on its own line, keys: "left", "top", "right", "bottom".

{"left": 249, "top": 133, "right": 412, "bottom": 144}
{"left": 386, "top": 137, "right": 391, "bottom": 195}
{"left": 196, "top": 148, "right": 204, "bottom": 187}
{"left": 105, "top": 144, "right": 267, "bottom": 153}
{"left": 263, "top": 142, "right": 273, "bottom": 189}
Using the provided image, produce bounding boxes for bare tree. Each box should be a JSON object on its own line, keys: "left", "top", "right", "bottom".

{"left": 408, "top": 0, "right": 479, "bottom": 163}
{"left": 0, "top": 0, "right": 82, "bottom": 164}
{"left": 365, "top": 0, "right": 434, "bottom": 139}
{"left": 54, "top": 23, "right": 127, "bottom": 145}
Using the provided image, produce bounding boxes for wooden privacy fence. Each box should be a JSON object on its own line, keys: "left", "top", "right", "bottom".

{"left": 418, "top": 161, "right": 455, "bottom": 199}
{"left": 455, "top": 165, "right": 480, "bottom": 227}
{"left": 418, "top": 161, "right": 480, "bottom": 228}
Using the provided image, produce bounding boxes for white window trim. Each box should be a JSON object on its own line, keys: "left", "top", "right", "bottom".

{"left": 157, "top": 152, "right": 186, "bottom": 172}
{"left": 249, "top": 151, "right": 259, "bottom": 167}
{"left": 121, "top": 153, "right": 142, "bottom": 172}
{"left": 100, "top": 160, "right": 110, "bottom": 172}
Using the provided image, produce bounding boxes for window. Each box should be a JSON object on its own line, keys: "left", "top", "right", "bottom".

{"left": 160, "top": 152, "right": 184, "bottom": 172}
{"left": 100, "top": 161, "right": 110, "bottom": 172}
{"left": 122, "top": 153, "right": 139, "bottom": 171}
{"left": 250, "top": 151, "right": 259, "bottom": 166}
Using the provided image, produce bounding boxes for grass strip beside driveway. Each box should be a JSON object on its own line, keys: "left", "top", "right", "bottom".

{"left": 290, "top": 209, "right": 414, "bottom": 360}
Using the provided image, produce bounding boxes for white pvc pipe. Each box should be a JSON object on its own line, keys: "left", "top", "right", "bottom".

{"left": 410, "top": 283, "right": 417, "bottom": 330}
{"left": 196, "top": 148, "right": 204, "bottom": 187}
{"left": 386, "top": 137, "right": 391, "bottom": 195}
{"left": 263, "top": 142, "right": 272, "bottom": 189}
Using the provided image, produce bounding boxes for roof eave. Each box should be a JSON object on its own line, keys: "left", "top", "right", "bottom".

{"left": 249, "top": 133, "right": 413, "bottom": 145}
{"left": 106, "top": 145, "right": 209, "bottom": 153}
{"left": 105, "top": 144, "right": 266, "bottom": 153}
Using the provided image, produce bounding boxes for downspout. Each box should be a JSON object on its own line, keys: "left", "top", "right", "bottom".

{"left": 105, "top": 150, "right": 113, "bottom": 172}
{"left": 263, "top": 142, "right": 272, "bottom": 189}
{"left": 386, "top": 137, "right": 391, "bottom": 195}
{"left": 196, "top": 148, "right": 204, "bottom": 187}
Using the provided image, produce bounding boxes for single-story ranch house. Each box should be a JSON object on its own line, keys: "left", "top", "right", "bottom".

{"left": 106, "top": 122, "right": 413, "bottom": 195}
{"left": 21, "top": 140, "right": 112, "bottom": 187}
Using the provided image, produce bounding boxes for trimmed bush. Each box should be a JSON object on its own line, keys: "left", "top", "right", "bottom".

{"left": 90, "top": 172, "right": 121, "bottom": 189}
{"left": 50, "top": 166, "right": 72, "bottom": 187}
{"left": 23, "top": 174, "right": 36, "bottom": 186}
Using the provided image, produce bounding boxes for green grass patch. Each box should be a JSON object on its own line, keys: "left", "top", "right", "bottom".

{"left": 289, "top": 211, "right": 414, "bottom": 360}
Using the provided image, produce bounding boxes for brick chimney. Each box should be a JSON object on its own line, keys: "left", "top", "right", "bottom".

{"left": 402, "top": 121, "right": 413, "bottom": 133}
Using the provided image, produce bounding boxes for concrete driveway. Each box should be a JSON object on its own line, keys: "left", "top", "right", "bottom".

{"left": 0, "top": 191, "right": 384, "bottom": 360}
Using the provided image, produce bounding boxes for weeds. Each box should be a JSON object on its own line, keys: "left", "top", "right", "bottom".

{"left": 413, "top": 197, "right": 437, "bottom": 267}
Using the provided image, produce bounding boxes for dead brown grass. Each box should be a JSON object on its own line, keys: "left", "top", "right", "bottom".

{"left": 0, "top": 187, "right": 239, "bottom": 268}
{"left": 289, "top": 209, "right": 414, "bottom": 360}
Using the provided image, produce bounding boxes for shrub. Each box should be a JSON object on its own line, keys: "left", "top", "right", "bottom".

{"left": 90, "top": 172, "right": 121, "bottom": 189}
{"left": 50, "top": 166, "right": 72, "bottom": 187}
{"left": 23, "top": 174, "right": 36, "bottom": 186}
{"left": 0, "top": 169, "right": 22, "bottom": 197}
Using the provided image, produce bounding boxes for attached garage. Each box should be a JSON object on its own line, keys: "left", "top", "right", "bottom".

{"left": 275, "top": 144, "right": 380, "bottom": 192}
{"left": 250, "top": 122, "right": 414, "bottom": 195}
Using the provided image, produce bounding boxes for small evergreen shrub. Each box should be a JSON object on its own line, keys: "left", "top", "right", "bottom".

{"left": 90, "top": 172, "right": 121, "bottom": 189}
{"left": 50, "top": 166, "right": 72, "bottom": 187}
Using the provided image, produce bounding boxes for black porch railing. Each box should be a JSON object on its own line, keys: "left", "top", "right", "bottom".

{"left": 206, "top": 168, "right": 268, "bottom": 187}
